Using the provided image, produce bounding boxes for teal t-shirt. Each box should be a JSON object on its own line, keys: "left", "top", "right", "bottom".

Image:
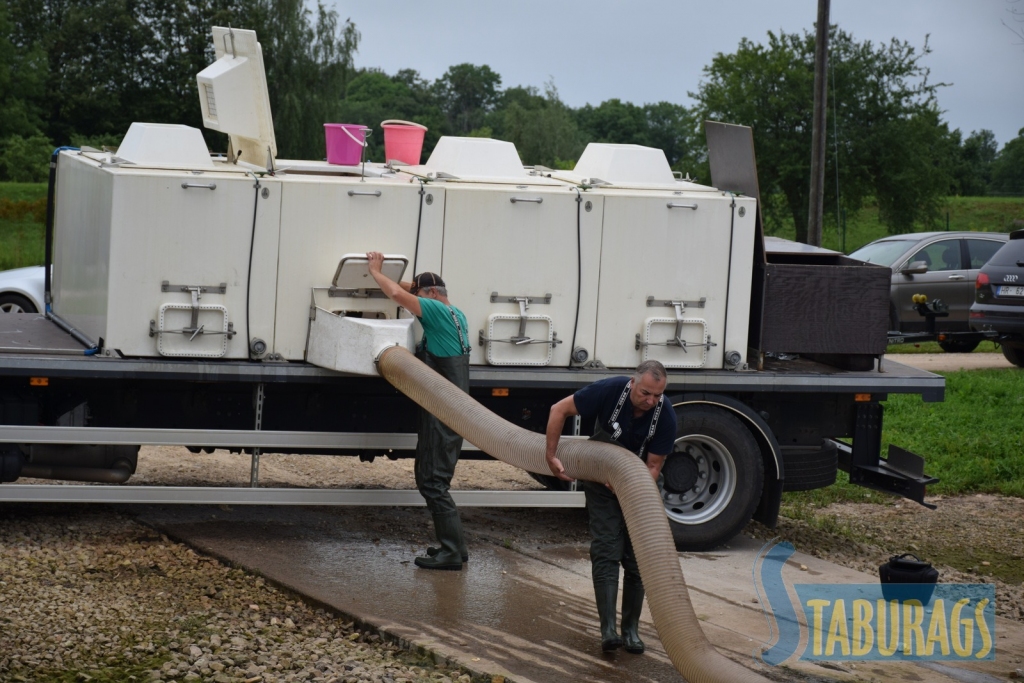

{"left": 417, "top": 297, "right": 470, "bottom": 358}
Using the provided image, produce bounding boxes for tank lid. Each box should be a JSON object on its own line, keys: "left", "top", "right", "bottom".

{"left": 116, "top": 122, "right": 215, "bottom": 169}
{"left": 572, "top": 143, "right": 675, "bottom": 185}
{"left": 423, "top": 137, "right": 528, "bottom": 179}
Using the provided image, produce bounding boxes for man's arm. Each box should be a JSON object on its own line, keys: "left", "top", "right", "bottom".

{"left": 544, "top": 395, "right": 579, "bottom": 482}
{"left": 645, "top": 453, "right": 667, "bottom": 482}
{"left": 366, "top": 251, "right": 422, "bottom": 317}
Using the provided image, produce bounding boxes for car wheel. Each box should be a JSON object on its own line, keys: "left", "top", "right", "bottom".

{"left": 1001, "top": 343, "right": 1024, "bottom": 368}
{"left": 938, "top": 339, "right": 979, "bottom": 353}
{"left": 660, "top": 405, "right": 763, "bottom": 551}
{"left": 0, "top": 293, "right": 37, "bottom": 314}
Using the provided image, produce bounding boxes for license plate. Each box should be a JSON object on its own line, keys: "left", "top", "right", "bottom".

{"left": 998, "top": 285, "right": 1024, "bottom": 297}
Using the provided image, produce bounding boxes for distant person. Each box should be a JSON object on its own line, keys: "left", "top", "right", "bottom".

{"left": 544, "top": 360, "right": 677, "bottom": 654}
{"left": 366, "top": 252, "right": 471, "bottom": 570}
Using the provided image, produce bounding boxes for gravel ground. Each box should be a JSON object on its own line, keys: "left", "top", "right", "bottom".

{"left": 0, "top": 505, "right": 481, "bottom": 683}
{"left": 3, "top": 447, "right": 1023, "bottom": 682}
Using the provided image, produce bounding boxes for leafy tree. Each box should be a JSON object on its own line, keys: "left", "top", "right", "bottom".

{"left": 951, "top": 129, "right": 998, "bottom": 196}
{"left": 492, "top": 83, "right": 583, "bottom": 167}
{"left": 245, "top": 0, "right": 359, "bottom": 159}
{"left": 433, "top": 63, "right": 502, "bottom": 135}
{"left": 694, "top": 28, "right": 952, "bottom": 241}
{"left": 333, "top": 69, "right": 445, "bottom": 163}
{"left": 991, "top": 128, "right": 1024, "bottom": 195}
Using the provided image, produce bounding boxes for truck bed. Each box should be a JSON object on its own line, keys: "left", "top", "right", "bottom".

{"left": 0, "top": 314, "right": 944, "bottom": 401}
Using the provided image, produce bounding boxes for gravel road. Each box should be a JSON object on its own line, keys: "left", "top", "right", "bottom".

{"left": 3, "top": 436, "right": 1022, "bottom": 681}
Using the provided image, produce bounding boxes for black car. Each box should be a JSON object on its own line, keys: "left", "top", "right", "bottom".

{"left": 970, "top": 229, "right": 1024, "bottom": 367}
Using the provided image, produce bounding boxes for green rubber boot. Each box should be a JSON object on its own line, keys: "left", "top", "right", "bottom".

{"left": 595, "top": 582, "right": 623, "bottom": 651}
{"left": 426, "top": 544, "right": 469, "bottom": 563}
{"left": 415, "top": 512, "right": 464, "bottom": 570}
{"left": 621, "top": 581, "right": 645, "bottom": 654}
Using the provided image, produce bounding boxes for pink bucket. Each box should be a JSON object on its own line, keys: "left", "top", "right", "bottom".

{"left": 324, "top": 123, "right": 367, "bottom": 165}
{"left": 381, "top": 120, "right": 428, "bottom": 165}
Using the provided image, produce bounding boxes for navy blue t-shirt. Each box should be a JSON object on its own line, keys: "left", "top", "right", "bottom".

{"left": 573, "top": 376, "right": 677, "bottom": 457}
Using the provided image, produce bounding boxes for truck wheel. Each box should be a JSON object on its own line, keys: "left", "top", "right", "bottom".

{"left": 661, "top": 405, "right": 763, "bottom": 551}
{"left": 938, "top": 339, "right": 979, "bottom": 353}
{"left": 1001, "top": 343, "right": 1024, "bottom": 368}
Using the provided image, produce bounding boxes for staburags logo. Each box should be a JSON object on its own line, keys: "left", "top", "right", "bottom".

{"left": 757, "top": 541, "right": 995, "bottom": 664}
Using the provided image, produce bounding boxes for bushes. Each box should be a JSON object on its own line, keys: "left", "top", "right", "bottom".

{"left": 0, "top": 135, "right": 53, "bottom": 182}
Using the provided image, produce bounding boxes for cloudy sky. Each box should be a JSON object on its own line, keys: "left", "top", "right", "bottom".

{"left": 330, "top": 0, "right": 1024, "bottom": 147}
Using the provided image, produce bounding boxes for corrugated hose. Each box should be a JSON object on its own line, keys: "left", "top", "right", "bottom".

{"left": 377, "top": 346, "right": 770, "bottom": 683}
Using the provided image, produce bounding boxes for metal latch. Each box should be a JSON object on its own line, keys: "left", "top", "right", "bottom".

{"left": 150, "top": 281, "right": 235, "bottom": 340}
{"left": 479, "top": 293, "right": 562, "bottom": 347}
{"left": 635, "top": 298, "right": 715, "bottom": 352}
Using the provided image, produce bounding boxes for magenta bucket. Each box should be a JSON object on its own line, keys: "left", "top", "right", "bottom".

{"left": 324, "top": 124, "right": 367, "bottom": 165}
{"left": 381, "top": 120, "right": 428, "bottom": 165}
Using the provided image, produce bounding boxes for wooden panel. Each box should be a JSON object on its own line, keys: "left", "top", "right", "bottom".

{"left": 761, "top": 263, "right": 890, "bottom": 354}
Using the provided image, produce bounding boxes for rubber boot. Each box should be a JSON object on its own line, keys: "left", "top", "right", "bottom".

{"left": 594, "top": 582, "right": 623, "bottom": 651}
{"left": 620, "top": 582, "right": 645, "bottom": 654}
{"left": 415, "top": 512, "right": 464, "bottom": 570}
{"left": 426, "top": 543, "right": 468, "bottom": 563}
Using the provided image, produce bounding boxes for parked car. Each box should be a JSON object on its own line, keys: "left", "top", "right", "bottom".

{"left": 849, "top": 231, "right": 1007, "bottom": 352}
{"left": 0, "top": 266, "right": 45, "bottom": 314}
{"left": 970, "top": 229, "right": 1024, "bottom": 367}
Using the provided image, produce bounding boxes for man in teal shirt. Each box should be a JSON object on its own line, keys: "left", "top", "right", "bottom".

{"left": 366, "top": 252, "right": 471, "bottom": 570}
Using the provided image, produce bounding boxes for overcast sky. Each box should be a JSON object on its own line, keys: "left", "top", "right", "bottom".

{"left": 329, "top": 0, "right": 1024, "bottom": 148}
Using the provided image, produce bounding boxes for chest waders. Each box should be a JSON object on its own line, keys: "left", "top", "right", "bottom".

{"left": 414, "top": 307, "right": 472, "bottom": 570}
{"left": 585, "top": 380, "right": 663, "bottom": 653}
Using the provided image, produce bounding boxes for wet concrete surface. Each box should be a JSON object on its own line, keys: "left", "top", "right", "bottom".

{"left": 134, "top": 505, "right": 1024, "bottom": 683}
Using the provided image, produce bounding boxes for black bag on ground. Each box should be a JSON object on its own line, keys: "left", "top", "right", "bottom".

{"left": 879, "top": 553, "right": 938, "bottom": 601}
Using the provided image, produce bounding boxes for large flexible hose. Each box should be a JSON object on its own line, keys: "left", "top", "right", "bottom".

{"left": 377, "top": 346, "right": 769, "bottom": 683}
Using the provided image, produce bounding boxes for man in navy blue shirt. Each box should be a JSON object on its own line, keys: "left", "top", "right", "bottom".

{"left": 545, "top": 360, "right": 677, "bottom": 655}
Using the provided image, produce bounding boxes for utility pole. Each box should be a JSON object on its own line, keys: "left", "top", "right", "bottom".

{"left": 807, "top": 0, "right": 830, "bottom": 246}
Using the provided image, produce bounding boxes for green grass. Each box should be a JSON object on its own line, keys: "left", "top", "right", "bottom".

{"left": 0, "top": 181, "right": 47, "bottom": 202}
{"left": 0, "top": 182, "right": 47, "bottom": 270}
{"left": 887, "top": 340, "right": 1000, "bottom": 354}
{"left": 768, "top": 196, "right": 1024, "bottom": 254}
{"left": 785, "top": 369, "right": 1024, "bottom": 509}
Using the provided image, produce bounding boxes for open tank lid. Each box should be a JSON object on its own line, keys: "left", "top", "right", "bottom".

{"left": 333, "top": 254, "right": 408, "bottom": 289}
{"left": 423, "top": 137, "right": 529, "bottom": 179}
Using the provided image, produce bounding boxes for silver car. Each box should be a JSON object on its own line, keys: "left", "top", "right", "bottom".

{"left": 849, "top": 231, "right": 1007, "bottom": 351}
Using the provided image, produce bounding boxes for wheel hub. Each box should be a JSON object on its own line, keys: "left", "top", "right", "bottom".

{"left": 661, "top": 451, "right": 699, "bottom": 493}
{"left": 660, "top": 435, "right": 738, "bottom": 526}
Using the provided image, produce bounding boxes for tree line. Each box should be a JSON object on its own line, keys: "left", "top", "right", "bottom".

{"left": 2, "top": 0, "right": 1022, "bottom": 242}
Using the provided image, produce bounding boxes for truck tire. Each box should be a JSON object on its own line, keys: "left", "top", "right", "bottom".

{"left": 781, "top": 440, "right": 838, "bottom": 492}
{"left": 1001, "top": 343, "right": 1024, "bottom": 368}
{"left": 938, "top": 339, "right": 979, "bottom": 353}
{"left": 661, "top": 405, "right": 763, "bottom": 551}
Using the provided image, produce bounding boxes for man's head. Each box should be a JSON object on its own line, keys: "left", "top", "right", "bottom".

{"left": 630, "top": 360, "right": 668, "bottom": 412}
{"left": 411, "top": 272, "right": 447, "bottom": 299}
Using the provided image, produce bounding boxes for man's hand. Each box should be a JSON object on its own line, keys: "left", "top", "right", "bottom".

{"left": 546, "top": 452, "right": 573, "bottom": 482}
{"left": 366, "top": 251, "right": 384, "bottom": 275}
{"left": 545, "top": 395, "right": 578, "bottom": 482}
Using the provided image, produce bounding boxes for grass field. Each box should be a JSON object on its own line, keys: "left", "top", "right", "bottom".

{"left": 772, "top": 196, "right": 1024, "bottom": 254}
{"left": 886, "top": 340, "right": 1001, "bottom": 354}
{"left": 0, "top": 182, "right": 47, "bottom": 270}
{"left": 784, "top": 368, "right": 1024, "bottom": 512}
